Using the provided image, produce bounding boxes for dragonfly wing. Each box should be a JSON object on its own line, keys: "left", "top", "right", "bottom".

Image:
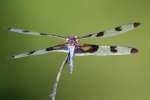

{"left": 12, "top": 44, "right": 68, "bottom": 59}
{"left": 75, "top": 44, "right": 138, "bottom": 56}
{"left": 8, "top": 27, "right": 66, "bottom": 39}
{"left": 78, "top": 22, "right": 140, "bottom": 39}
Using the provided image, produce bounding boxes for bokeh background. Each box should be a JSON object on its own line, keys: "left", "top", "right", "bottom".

{"left": 0, "top": 0, "right": 150, "bottom": 100}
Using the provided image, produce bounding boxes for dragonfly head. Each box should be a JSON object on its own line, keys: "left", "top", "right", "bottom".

{"left": 66, "top": 36, "right": 78, "bottom": 46}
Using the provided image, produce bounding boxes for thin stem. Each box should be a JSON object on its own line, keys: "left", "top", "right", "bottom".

{"left": 50, "top": 55, "right": 68, "bottom": 100}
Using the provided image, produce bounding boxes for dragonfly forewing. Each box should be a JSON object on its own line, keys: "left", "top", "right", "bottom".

{"left": 78, "top": 22, "right": 140, "bottom": 39}
{"left": 8, "top": 27, "right": 66, "bottom": 39}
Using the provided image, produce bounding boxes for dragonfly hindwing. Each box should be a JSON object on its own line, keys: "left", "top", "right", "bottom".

{"left": 75, "top": 44, "right": 138, "bottom": 56}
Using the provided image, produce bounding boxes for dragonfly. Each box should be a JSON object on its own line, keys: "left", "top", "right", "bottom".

{"left": 9, "top": 22, "right": 140, "bottom": 100}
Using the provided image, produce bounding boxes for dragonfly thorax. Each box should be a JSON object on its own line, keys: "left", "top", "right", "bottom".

{"left": 66, "top": 36, "right": 78, "bottom": 46}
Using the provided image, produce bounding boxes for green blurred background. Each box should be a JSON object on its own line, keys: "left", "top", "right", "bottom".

{"left": 0, "top": 0, "right": 150, "bottom": 100}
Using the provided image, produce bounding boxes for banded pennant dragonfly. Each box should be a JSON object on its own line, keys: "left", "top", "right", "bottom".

{"left": 9, "top": 22, "right": 140, "bottom": 100}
